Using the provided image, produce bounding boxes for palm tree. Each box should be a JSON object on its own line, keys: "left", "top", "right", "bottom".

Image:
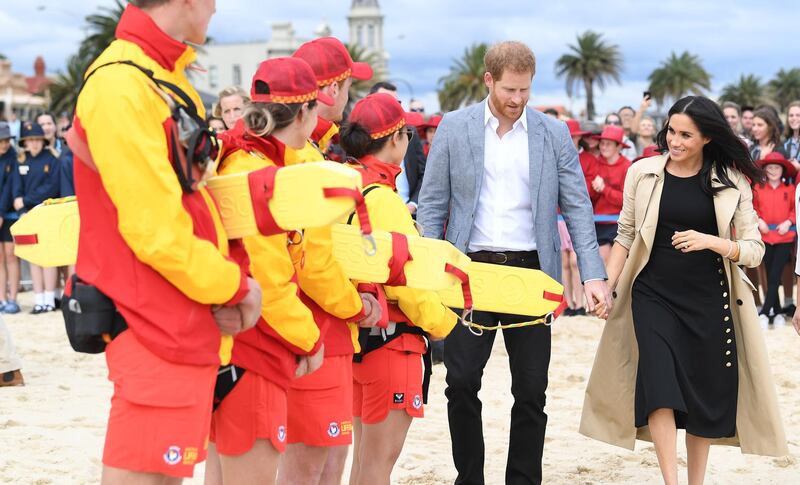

{"left": 49, "top": 55, "right": 92, "bottom": 116}
{"left": 647, "top": 51, "right": 711, "bottom": 106}
{"left": 554, "top": 31, "right": 623, "bottom": 119}
{"left": 718, "top": 74, "right": 766, "bottom": 108}
{"left": 79, "top": 0, "right": 126, "bottom": 64}
{"left": 768, "top": 68, "right": 800, "bottom": 112}
{"left": 345, "top": 43, "right": 387, "bottom": 106}
{"left": 437, "top": 43, "right": 489, "bottom": 112}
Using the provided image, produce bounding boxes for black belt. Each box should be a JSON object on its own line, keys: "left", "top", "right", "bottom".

{"left": 467, "top": 250, "right": 538, "bottom": 265}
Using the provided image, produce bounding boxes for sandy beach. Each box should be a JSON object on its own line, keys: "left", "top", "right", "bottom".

{"left": 1, "top": 291, "right": 798, "bottom": 484}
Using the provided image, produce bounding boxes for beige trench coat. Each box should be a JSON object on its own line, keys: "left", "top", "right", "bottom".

{"left": 579, "top": 154, "right": 789, "bottom": 456}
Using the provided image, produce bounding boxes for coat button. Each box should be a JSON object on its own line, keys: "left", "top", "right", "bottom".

{"left": 724, "top": 316, "right": 730, "bottom": 321}
{"left": 726, "top": 328, "right": 731, "bottom": 333}
{"left": 726, "top": 362, "right": 732, "bottom": 367}
{"left": 716, "top": 257, "right": 722, "bottom": 263}
{"left": 736, "top": 299, "right": 743, "bottom": 305}
{"left": 718, "top": 268, "right": 723, "bottom": 274}
{"left": 726, "top": 350, "right": 731, "bottom": 355}
{"left": 719, "top": 281, "right": 725, "bottom": 286}
{"left": 723, "top": 292, "right": 729, "bottom": 298}
{"left": 727, "top": 338, "right": 732, "bottom": 344}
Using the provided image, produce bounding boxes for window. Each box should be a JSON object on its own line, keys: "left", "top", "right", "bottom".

{"left": 368, "top": 25, "right": 375, "bottom": 49}
{"left": 209, "top": 65, "right": 219, "bottom": 89}
{"left": 357, "top": 25, "right": 364, "bottom": 46}
{"left": 232, "top": 64, "right": 242, "bottom": 87}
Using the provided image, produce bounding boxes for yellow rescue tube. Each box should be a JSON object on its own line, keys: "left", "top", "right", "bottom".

{"left": 207, "top": 161, "right": 362, "bottom": 239}
{"left": 331, "top": 223, "right": 472, "bottom": 291}
{"left": 11, "top": 197, "right": 80, "bottom": 268}
{"left": 437, "top": 262, "right": 564, "bottom": 317}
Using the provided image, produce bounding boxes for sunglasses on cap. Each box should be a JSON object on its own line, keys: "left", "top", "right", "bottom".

{"left": 399, "top": 127, "right": 415, "bottom": 141}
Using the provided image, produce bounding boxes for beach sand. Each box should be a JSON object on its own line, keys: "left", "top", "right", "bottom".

{"left": 1, "top": 292, "right": 798, "bottom": 484}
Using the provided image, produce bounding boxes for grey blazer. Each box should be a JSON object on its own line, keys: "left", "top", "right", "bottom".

{"left": 417, "top": 101, "right": 606, "bottom": 283}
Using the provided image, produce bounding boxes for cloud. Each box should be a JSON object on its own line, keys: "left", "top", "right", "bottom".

{"left": 0, "top": 0, "right": 796, "bottom": 117}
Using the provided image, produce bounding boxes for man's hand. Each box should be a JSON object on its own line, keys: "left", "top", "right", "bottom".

{"left": 357, "top": 292, "right": 382, "bottom": 328}
{"left": 584, "top": 280, "right": 612, "bottom": 318}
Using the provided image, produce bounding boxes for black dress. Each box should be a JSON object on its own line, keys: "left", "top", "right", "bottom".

{"left": 632, "top": 170, "right": 738, "bottom": 438}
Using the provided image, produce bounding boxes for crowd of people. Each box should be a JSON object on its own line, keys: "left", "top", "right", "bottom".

{"left": 0, "top": 2, "right": 796, "bottom": 485}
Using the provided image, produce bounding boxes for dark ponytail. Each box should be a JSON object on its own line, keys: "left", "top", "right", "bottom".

{"left": 656, "top": 96, "right": 763, "bottom": 193}
{"left": 339, "top": 121, "right": 392, "bottom": 159}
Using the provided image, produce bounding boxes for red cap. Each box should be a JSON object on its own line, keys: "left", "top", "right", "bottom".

{"left": 758, "top": 151, "right": 797, "bottom": 179}
{"left": 406, "top": 112, "right": 425, "bottom": 127}
{"left": 349, "top": 93, "right": 415, "bottom": 139}
{"left": 632, "top": 144, "right": 663, "bottom": 163}
{"left": 250, "top": 57, "right": 334, "bottom": 106}
{"left": 420, "top": 114, "right": 443, "bottom": 130}
{"left": 592, "top": 125, "right": 631, "bottom": 148}
{"left": 566, "top": 119, "right": 589, "bottom": 137}
{"left": 293, "top": 37, "right": 374, "bottom": 86}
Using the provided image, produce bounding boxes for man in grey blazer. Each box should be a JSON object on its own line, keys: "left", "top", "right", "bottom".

{"left": 417, "top": 41, "right": 610, "bottom": 485}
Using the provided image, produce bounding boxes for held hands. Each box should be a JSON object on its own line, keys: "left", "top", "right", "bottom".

{"left": 671, "top": 230, "right": 715, "bottom": 253}
{"left": 584, "top": 280, "right": 613, "bottom": 320}
{"left": 591, "top": 176, "right": 606, "bottom": 193}
{"left": 357, "top": 292, "right": 383, "bottom": 328}
{"left": 212, "top": 277, "right": 263, "bottom": 336}
{"left": 296, "top": 344, "right": 325, "bottom": 378}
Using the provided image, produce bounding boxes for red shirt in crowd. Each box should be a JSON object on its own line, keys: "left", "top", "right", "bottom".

{"left": 753, "top": 182, "right": 797, "bottom": 245}
{"left": 579, "top": 150, "right": 598, "bottom": 193}
{"left": 588, "top": 155, "right": 631, "bottom": 219}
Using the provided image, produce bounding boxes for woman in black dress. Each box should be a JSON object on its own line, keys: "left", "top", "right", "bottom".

{"left": 595, "top": 97, "right": 765, "bottom": 485}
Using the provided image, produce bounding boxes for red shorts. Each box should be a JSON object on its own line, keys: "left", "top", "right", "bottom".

{"left": 210, "top": 370, "right": 288, "bottom": 454}
{"left": 353, "top": 346, "right": 424, "bottom": 424}
{"left": 103, "top": 331, "right": 217, "bottom": 478}
{"left": 286, "top": 355, "right": 353, "bottom": 446}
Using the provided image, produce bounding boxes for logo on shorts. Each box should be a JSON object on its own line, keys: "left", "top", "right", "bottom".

{"left": 163, "top": 446, "right": 181, "bottom": 466}
{"left": 393, "top": 392, "right": 405, "bottom": 404}
{"left": 277, "top": 425, "right": 286, "bottom": 442}
{"left": 182, "top": 447, "right": 198, "bottom": 465}
{"left": 412, "top": 395, "right": 423, "bottom": 409}
{"left": 327, "top": 422, "right": 341, "bottom": 438}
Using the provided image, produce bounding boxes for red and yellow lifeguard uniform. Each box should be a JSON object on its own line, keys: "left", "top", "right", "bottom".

{"left": 71, "top": 5, "right": 248, "bottom": 477}
{"left": 349, "top": 155, "right": 457, "bottom": 423}
{"left": 209, "top": 57, "right": 336, "bottom": 456}
{"left": 282, "top": 36, "right": 375, "bottom": 447}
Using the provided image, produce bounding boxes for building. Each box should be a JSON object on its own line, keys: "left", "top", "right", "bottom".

{"left": 193, "top": 2, "right": 388, "bottom": 107}
{"left": 0, "top": 56, "right": 50, "bottom": 131}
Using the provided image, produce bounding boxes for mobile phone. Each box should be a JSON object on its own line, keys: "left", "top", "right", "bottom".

{"left": 643, "top": 91, "right": 651, "bottom": 99}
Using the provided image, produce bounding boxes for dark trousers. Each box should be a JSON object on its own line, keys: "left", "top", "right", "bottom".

{"left": 444, "top": 252, "right": 551, "bottom": 485}
{"left": 761, "top": 242, "right": 793, "bottom": 316}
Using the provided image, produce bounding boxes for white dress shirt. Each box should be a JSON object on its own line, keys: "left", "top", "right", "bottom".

{"left": 396, "top": 158, "right": 410, "bottom": 203}
{"left": 468, "top": 102, "right": 536, "bottom": 252}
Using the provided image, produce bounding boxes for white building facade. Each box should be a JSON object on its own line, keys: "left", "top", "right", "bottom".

{"left": 194, "top": 2, "right": 388, "bottom": 106}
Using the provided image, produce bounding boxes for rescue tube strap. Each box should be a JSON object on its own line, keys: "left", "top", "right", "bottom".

{"left": 461, "top": 292, "right": 568, "bottom": 336}
{"left": 325, "top": 187, "right": 376, "bottom": 255}
{"left": 247, "top": 166, "right": 283, "bottom": 236}
{"left": 386, "top": 232, "right": 413, "bottom": 286}
{"left": 444, "top": 263, "right": 474, "bottom": 328}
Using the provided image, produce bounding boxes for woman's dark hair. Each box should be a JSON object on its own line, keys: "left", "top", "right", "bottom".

{"left": 656, "top": 96, "right": 763, "bottom": 193}
{"left": 242, "top": 80, "right": 316, "bottom": 137}
{"left": 752, "top": 107, "right": 783, "bottom": 147}
{"left": 339, "top": 121, "right": 392, "bottom": 158}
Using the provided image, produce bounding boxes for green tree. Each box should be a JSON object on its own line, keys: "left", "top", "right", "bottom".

{"left": 437, "top": 43, "right": 489, "bottom": 112}
{"left": 79, "top": 0, "right": 126, "bottom": 63}
{"left": 768, "top": 68, "right": 800, "bottom": 112}
{"left": 718, "top": 74, "right": 767, "bottom": 108}
{"left": 49, "top": 54, "right": 92, "bottom": 116}
{"left": 648, "top": 51, "right": 711, "bottom": 106}
{"left": 554, "top": 31, "right": 623, "bottom": 119}
{"left": 345, "top": 43, "right": 387, "bottom": 107}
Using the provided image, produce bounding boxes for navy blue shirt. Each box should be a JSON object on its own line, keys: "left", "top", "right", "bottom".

{"left": 0, "top": 146, "right": 20, "bottom": 215}
{"left": 58, "top": 145, "right": 75, "bottom": 197}
{"left": 16, "top": 148, "right": 61, "bottom": 210}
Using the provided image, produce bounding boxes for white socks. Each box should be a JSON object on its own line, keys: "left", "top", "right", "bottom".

{"left": 44, "top": 291, "right": 55, "bottom": 308}
{"left": 35, "top": 293, "right": 45, "bottom": 306}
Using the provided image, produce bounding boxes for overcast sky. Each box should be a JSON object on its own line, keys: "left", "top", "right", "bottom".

{"left": 0, "top": 0, "right": 796, "bottom": 116}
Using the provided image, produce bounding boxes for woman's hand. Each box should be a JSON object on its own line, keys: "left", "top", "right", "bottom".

{"left": 671, "top": 230, "right": 717, "bottom": 253}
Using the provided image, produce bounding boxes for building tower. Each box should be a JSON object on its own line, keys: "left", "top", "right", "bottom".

{"left": 348, "top": 0, "right": 388, "bottom": 76}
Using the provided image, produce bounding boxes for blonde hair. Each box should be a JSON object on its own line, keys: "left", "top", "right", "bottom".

{"left": 243, "top": 102, "right": 312, "bottom": 138}
{"left": 212, "top": 86, "right": 251, "bottom": 118}
{"left": 484, "top": 41, "right": 536, "bottom": 81}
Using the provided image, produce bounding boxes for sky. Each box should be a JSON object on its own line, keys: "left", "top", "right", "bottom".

{"left": 0, "top": 0, "right": 796, "bottom": 117}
